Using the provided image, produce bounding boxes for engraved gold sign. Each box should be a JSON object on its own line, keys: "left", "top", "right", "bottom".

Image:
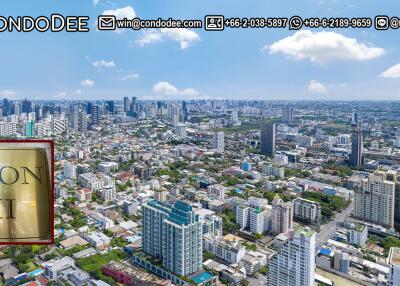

{"left": 0, "top": 147, "right": 51, "bottom": 242}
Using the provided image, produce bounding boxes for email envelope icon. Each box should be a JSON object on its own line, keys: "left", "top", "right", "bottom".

{"left": 98, "top": 15, "right": 116, "bottom": 30}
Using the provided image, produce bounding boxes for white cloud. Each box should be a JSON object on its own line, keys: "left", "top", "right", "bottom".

{"left": 0, "top": 90, "right": 17, "bottom": 97}
{"left": 93, "top": 0, "right": 100, "bottom": 5}
{"left": 153, "top": 81, "right": 179, "bottom": 95}
{"left": 136, "top": 28, "right": 200, "bottom": 49}
{"left": 74, "top": 89, "right": 82, "bottom": 95}
{"left": 180, "top": 88, "right": 199, "bottom": 97}
{"left": 122, "top": 73, "right": 139, "bottom": 80}
{"left": 54, "top": 91, "right": 67, "bottom": 99}
{"left": 160, "top": 28, "right": 200, "bottom": 49}
{"left": 153, "top": 81, "right": 202, "bottom": 98}
{"left": 81, "top": 79, "right": 95, "bottom": 87}
{"left": 92, "top": 60, "right": 115, "bottom": 68}
{"left": 379, "top": 63, "right": 400, "bottom": 78}
{"left": 266, "top": 30, "right": 384, "bottom": 63}
{"left": 102, "top": 6, "right": 136, "bottom": 19}
{"left": 307, "top": 80, "right": 328, "bottom": 93}
{"left": 136, "top": 31, "right": 163, "bottom": 47}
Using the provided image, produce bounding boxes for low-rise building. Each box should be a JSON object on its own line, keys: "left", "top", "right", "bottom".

{"left": 240, "top": 251, "right": 268, "bottom": 276}
{"left": 79, "top": 173, "right": 115, "bottom": 191}
{"left": 68, "top": 268, "right": 91, "bottom": 286}
{"left": 348, "top": 223, "right": 368, "bottom": 247}
{"left": 64, "top": 162, "right": 77, "bottom": 179}
{"left": 86, "top": 232, "right": 111, "bottom": 250}
{"left": 44, "top": 257, "right": 75, "bottom": 280}
{"left": 203, "top": 235, "right": 246, "bottom": 264}
{"left": 388, "top": 247, "right": 400, "bottom": 286}
{"left": 293, "top": 198, "right": 321, "bottom": 224}
{"left": 75, "top": 188, "right": 93, "bottom": 202}
{"left": 88, "top": 212, "right": 114, "bottom": 229}
{"left": 262, "top": 164, "right": 285, "bottom": 178}
{"left": 102, "top": 260, "right": 171, "bottom": 286}
{"left": 98, "top": 162, "right": 118, "bottom": 174}
{"left": 123, "top": 200, "right": 139, "bottom": 215}
{"left": 60, "top": 235, "right": 89, "bottom": 250}
{"left": 99, "top": 187, "right": 116, "bottom": 202}
{"left": 207, "top": 184, "right": 226, "bottom": 200}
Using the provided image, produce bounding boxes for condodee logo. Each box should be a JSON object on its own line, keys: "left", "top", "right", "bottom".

{"left": 0, "top": 14, "right": 90, "bottom": 32}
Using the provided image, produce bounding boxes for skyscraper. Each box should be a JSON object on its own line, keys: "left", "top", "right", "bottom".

{"left": 351, "top": 112, "right": 358, "bottom": 126}
{"left": 86, "top": 102, "right": 93, "bottom": 115}
{"left": 2, "top": 98, "right": 11, "bottom": 116}
{"left": 395, "top": 179, "right": 400, "bottom": 230}
{"left": 350, "top": 129, "right": 363, "bottom": 168}
{"left": 213, "top": 131, "right": 225, "bottom": 152}
{"left": 69, "top": 104, "right": 79, "bottom": 132}
{"left": 283, "top": 104, "right": 294, "bottom": 123}
{"left": 141, "top": 200, "right": 203, "bottom": 276}
{"left": 269, "top": 227, "right": 316, "bottom": 286}
{"left": 231, "top": 110, "right": 239, "bottom": 122}
{"left": 78, "top": 111, "right": 88, "bottom": 133}
{"left": 106, "top": 101, "right": 115, "bottom": 114}
{"left": 169, "top": 106, "right": 180, "bottom": 125}
{"left": 23, "top": 121, "right": 35, "bottom": 138}
{"left": 130, "top": 97, "right": 137, "bottom": 113}
{"left": 22, "top": 98, "right": 32, "bottom": 114}
{"left": 162, "top": 201, "right": 203, "bottom": 275}
{"left": 123, "top": 97, "right": 130, "bottom": 113}
{"left": 142, "top": 200, "right": 171, "bottom": 259}
{"left": 14, "top": 102, "right": 21, "bottom": 115}
{"left": 34, "top": 105, "right": 42, "bottom": 120}
{"left": 260, "top": 123, "right": 275, "bottom": 157}
{"left": 231, "top": 110, "right": 241, "bottom": 125}
{"left": 91, "top": 105, "right": 101, "bottom": 126}
{"left": 353, "top": 170, "right": 396, "bottom": 228}
{"left": 272, "top": 195, "right": 293, "bottom": 235}
{"left": 182, "top": 101, "right": 189, "bottom": 122}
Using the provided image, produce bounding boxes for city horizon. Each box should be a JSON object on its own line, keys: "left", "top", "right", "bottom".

{"left": 1, "top": 1, "right": 400, "bottom": 286}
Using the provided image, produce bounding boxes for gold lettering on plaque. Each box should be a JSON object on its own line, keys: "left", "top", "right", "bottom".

{"left": 0, "top": 148, "right": 51, "bottom": 242}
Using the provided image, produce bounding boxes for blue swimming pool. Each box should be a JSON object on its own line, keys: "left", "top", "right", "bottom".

{"left": 191, "top": 272, "right": 213, "bottom": 284}
{"left": 28, "top": 269, "right": 44, "bottom": 277}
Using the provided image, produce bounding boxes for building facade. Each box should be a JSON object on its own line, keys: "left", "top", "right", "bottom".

{"left": 141, "top": 200, "right": 203, "bottom": 276}
{"left": 213, "top": 132, "right": 225, "bottom": 152}
{"left": 350, "top": 129, "right": 363, "bottom": 168}
{"left": 293, "top": 198, "right": 321, "bottom": 224}
{"left": 269, "top": 227, "right": 316, "bottom": 286}
{"left": 353, "top": 171, "right": 395, "bottom": 228}
{"left": 272, "top": 196, "right": 293, "bottom": 235}
{"left": 260, "top": 123, "right": 275, "bottom": 157}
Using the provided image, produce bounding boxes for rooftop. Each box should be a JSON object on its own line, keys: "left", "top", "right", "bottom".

{"left": 353, "top": 223, "right": 366, "bottom": 232}
{"left": 388, "top": 247, "right": 400, "bottom": 267}
{"left": 104, "top": 260, "right": 169, "bottom": 284}
{"left": 296, "top": 226, "right": 314, "bottom": 237}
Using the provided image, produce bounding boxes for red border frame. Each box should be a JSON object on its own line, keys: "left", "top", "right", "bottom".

{"left": 0, "top": 139, "right": 55, "bottom": 245}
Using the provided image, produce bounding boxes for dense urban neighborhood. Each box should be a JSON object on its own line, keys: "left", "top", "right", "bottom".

{"left": 0, "top": 99, "right": 399, "bottom": 286}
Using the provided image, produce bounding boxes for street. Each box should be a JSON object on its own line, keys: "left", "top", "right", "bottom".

{"left": 315, "top": 200, "right": 353, "bottom": 250}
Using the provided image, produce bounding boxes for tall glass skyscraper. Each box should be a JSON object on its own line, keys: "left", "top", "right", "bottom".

{"left": 350, "top": 129, "right": 363, "bottom": 168}
{"left": 142, "top": 200, "right": 203, "bottom": 276}
{"left": 261, "top": 123, "right": 275, "bottom": 157}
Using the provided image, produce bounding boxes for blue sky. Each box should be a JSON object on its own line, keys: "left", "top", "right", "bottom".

{"left": 1, "top": 0, "right": 400, "bottom": 100}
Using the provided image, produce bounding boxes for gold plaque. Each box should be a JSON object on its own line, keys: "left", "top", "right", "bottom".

{"left": 0, "top": 147, "right": 52, "bottom": 243}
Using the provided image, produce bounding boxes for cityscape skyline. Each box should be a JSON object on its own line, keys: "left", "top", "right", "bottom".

{"left": 2, "top": 1, "right": 400, "bottom": 286}
{"left": 0, "top": 93, "right": 399, "bottom": 285}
